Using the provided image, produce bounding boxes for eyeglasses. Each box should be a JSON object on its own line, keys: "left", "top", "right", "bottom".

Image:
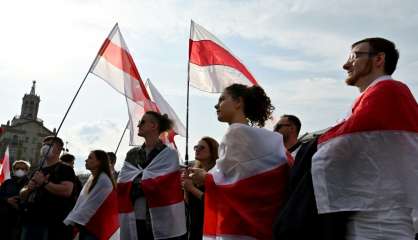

{"left": 193, "top": 145, "right": 206, "bottom": 151}
{"left": 347, "top": 51, "right": 377, "bottom": 62}
{"left": 274, "top": 124, "right": 291, "bottom": 131}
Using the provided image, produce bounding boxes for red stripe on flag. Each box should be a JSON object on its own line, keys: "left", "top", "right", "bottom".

{"left": 141, "top": 171, "right": 184, "bottom": 208}
{"left": 319, "top": 80, "right": 418, "bottom": 144}
{"left": 204, "top": 164, "right": 289, "bottom": 239}
{"left": 189, "top": 39, "right": 258, "bottom": 85}
{"left": 98, "top": 39, "right": 151, "bottom": 100}
{"left": 85, "top": 190, "right": 119, "bottom": 240}
{"left": 117, "top": 181, "right": 134, "bottom": 213}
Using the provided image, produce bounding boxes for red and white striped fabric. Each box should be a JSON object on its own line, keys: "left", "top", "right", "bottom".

{"left": 312, "top": 77, "right": 418, "bottom": 214}
{"left": 188, "top": 20, "right": 258, "bottom": 93}
{"left": 91, "top": 23, "right": 183, "bottom": 147}
{"left": 0, "top": 146, "right": 11, "bottom": 185}
{"left": 91, "top": 23, "right": 152, "bottom": 105}
{"left": 147, "top": 79, "right": 186, "bottom": 137}
{"left": 64, "top": 173, "right": 119, "bottom": 240}
{"left": 117, "top": 147, "right": 186, "bottom": 239}
{"left": 203, "top": 123, "right": 289, "bottom": 240}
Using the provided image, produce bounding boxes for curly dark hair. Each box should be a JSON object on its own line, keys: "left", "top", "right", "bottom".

{"left": 225, "top": 84, "right": 275, "bottom": 127}
{"left": 146, "top": 111, "right": 174, "bottom": 133}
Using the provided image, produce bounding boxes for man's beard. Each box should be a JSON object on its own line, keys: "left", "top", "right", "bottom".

{"left": 345, "top": 60, "right": 373, "bottom": 86}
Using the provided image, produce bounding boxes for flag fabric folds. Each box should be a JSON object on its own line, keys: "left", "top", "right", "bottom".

{"left": 64, "top": 173, "right": 120, "bottom": 240}
{"left": 203, "top": 124, "right": 289, "bottom": 239}
{"left": 147, "top": 79, "right": 186, "bottom": 137}
{"left": 90, "top": 23, "right": 183, "bottom": 147}
{"left": 117, "top": 147, "right": 187, "bottom": 239}
{"left": 90, "top": 23, "right": 158, "bottom": 146}
{"left": 90, "top": 23, "right": 151, "bottom": 104}
{"left": 188, "top": 20, "right": 258, "bottom": 93}
{"left": 312, "top": 78, "right": 418, "bottom": 214}
{"left": 0, "top": 146, "right": 10, "bottom": 185}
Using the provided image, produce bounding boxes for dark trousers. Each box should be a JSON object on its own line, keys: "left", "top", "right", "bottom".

{"left": 136, "top": 220, "right": 187, "bottom": 240}
{"left": 79, "top": 226, "right": 99, "bottom": 240}
{"left": 21, "top": 222, "right": 72, "bottom": 240}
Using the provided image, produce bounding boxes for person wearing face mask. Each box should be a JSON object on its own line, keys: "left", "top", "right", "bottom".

{"left": 0, "top": 160, "right": 30, "bottom": 240}
{"left": 20, "top": 136, "right": 77, "bottom": 240}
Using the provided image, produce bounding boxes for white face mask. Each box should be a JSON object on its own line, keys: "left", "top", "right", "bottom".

{"left": 14, "top": 169, "right": 27, "bottom": 178}
{"left": 40, "top": 144, "right": 54, "bottom": 158}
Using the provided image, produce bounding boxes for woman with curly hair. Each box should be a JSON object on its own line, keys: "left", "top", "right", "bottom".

{"left": 190, "top": 84, "right": 289, "bottom": 240}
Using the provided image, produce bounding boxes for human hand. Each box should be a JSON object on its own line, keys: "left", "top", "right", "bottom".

{"left": 7, "top": 196, "right": 19, "bottom": 209}
{"left": 32, "top": 171, "right": 48, "bottom": 186}
{"left": 27, "top": 179, "right": 38, "bottom": 190}
{"left": 188, "top": 168, "right": 207, "bottom": 187}
{"left": 181, "top": 177, "right": 195, "bottom": 191}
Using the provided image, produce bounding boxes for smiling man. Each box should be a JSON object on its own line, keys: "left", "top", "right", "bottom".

{"left": 312, "top": 38, "right": 418, "bottom": 240}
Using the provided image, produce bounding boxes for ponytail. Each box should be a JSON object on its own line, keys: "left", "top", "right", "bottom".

{"left": 225, "top": 84, "right": 274, "bottom": 127}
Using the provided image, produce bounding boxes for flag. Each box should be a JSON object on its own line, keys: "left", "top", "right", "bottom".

{"left": 312, "top": 78, "right": 418, "bottom": 214}
{"left": 91, "top": 23, "right": 151, "bottom": 104}
{"left": 127, "top": 79, "right": 186, "bottom": 147}
{"left": 188, "top": 20, "right": 258, "bottom": 93}
{"left": 203, "top": 124, "right": 289, "bottom": 239}
{"left": 117, "top": 147, "right": 187, "bottom": 239}
{"left": 90, "top": 23, "right": 182, "bottom": 147}
{"left": 89, "top": 23, "right": 159, "bottom": 145}
{"left": 0, "top": 146, "right": 11, "bottom": 185}
{"left": 147, "top": 79, "right": 186, "bottom": 137}
{"left": 64, "top": 174, "right": 119, "bottom": 239}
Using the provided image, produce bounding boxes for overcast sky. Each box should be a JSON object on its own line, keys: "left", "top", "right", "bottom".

{"left": 1, "top": 0, "right": 417, "bottom": 173}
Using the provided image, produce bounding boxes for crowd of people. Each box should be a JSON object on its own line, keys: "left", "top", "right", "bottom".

{"left": 0, "top": 37, "right": 417, "bottom": 240}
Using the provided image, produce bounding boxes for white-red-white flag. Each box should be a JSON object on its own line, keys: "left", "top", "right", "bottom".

{"left": 126, "top": 79, "right": 186, "bottom": 147}
{"left": 0, "top": 146, "right": 11, "bottom": 185}
{"left": 312, "top": 78, "right": 418, "bottom": 214}
{"left": 188, "top": 20, "right": 258, "bottom": 93}
{"left": 203, "top": 124, "right": 289, "bottom": 239}
{"left": 117, "top": 147, "right": 187, "bottom": 239}
{"left": 89, "top": 23, "right": 158, "bottom": 146}
{"left": 64, "top": 173, "right": 119, "bottom": 240}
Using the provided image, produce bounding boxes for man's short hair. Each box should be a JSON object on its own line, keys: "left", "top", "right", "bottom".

{"left": 13, "top": 160, "right": 30, "bottom": 170}
{"left": 107, "top": 152, "right": 117, "bottom": 165}
{"left": 352, "top": 37, "right": 399, "bottom": 75}
{"left": 281, "top": 114, "right": 302, "bottom": 135}
{"left": 60, "top": 153, "right": 75, "bottom": 164}
{"left": 43, "top": 136, "right": 64, "bottom": 148}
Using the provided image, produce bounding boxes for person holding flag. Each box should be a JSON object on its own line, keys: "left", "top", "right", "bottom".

{"left": 64, "top": 150, "right": 119, "bottom": 240}
{"left": 312, "top": 38, "right": 418, "bottom": 239}
{"left": 189, "top": 83, "right": 290, "bottom": 239}
{"left": 117, "top": 111, "right": 187, "bottom": 240}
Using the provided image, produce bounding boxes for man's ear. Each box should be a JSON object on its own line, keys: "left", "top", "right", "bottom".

{"left": 375, "top": 52, "right": 386, "bottom": 69}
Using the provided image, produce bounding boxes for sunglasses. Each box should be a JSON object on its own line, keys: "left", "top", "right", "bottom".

{"left": 274, "top": 123, "right": 292, "bottom": 131}
{"left": 193, "top": 145, "right": 206, "bottom": 151}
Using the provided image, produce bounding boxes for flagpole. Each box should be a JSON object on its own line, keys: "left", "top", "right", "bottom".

{"left": 37, "top": 63, "right": 95, "bottom": 170}
{"left": 36, "top": 23, "right": 119, "bottom": 170}
{"left": 185, "top": 20, "right": 193, "bottom": 167}
{"left": 115, "top": 120, "right": 130, "bottom": 154}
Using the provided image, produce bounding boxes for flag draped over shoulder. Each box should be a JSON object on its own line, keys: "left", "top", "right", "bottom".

{"left": 0, "top": 146, "right": 10, "bottom": 185}
{"left": 312, "top": 78, "right": 418, "bottom": 214}
{"left": 188, "top": 20, "right": 258, "bottom": 93}
{"left": 203, "top": 124, "right": 289, "bottom": 240}
{"left": 117, "top": 147, "right": 186, "bottom": 239}
{"left": 64, "top": 173, "right": 119, "bottom": 240}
